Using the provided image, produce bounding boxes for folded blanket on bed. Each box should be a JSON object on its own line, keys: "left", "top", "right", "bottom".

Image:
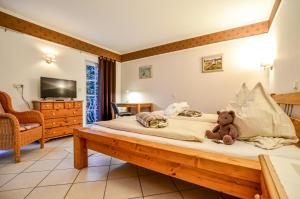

{"left": 178, "top": 110, "right": 202, "bottom": 117}
{"left": 239, "top": 136, "right": 299, "bottom": 150}
{"left": 136, "top": 112, "right": 168, "bottom": 128}
{"left": 94, "top": 116, "right": 215, "bottom": 141}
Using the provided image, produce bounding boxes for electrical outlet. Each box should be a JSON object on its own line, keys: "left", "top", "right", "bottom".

{"left": 293, "top": 81, "right": 298, "bottom": 90}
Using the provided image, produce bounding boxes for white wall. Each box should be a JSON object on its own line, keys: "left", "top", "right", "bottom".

{"left": 269, "top": 0, "right": 300, "bottom": 93}
{"left": 0, "top": 29, "right": 121, "bottom": 122}
{"left": 121, "top": 35, "right": 270, "bottom": 113}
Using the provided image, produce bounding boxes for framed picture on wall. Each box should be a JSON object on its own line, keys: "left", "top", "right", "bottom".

{"left": 202, "top": 54, "right": 223, "bottom": 73}
{"left": 139, "top": 65, "right": 152, "bottom": 79}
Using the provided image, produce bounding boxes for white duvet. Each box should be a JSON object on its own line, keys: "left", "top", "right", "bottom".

{"left": 93, "top": 116, "right": 215, "bottom": 142}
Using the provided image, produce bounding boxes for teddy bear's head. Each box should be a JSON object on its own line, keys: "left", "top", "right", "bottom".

{"left": 216, "top": 111, "right": 235, "bottom": 126}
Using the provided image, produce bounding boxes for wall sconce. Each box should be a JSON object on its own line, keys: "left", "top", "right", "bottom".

{"left": 261, "top": 63, "right": 273, "bottom": 70}
{"left": 44, "top": 54, "right": 56, "bottom": 64}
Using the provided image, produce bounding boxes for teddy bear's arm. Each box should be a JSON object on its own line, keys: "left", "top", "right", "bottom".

{"left": 212, "top": 124, "right": 220, "bottom": 133}
{"left": 228, "top": 124, "right": 238, "bottom": 139}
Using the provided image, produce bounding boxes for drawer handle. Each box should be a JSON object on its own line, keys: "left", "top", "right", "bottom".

{"left": 53, "top": 122, "right": 56, "bottom": 125}
{"left": 52, "top": 113, "right": 56, "bottom": 116}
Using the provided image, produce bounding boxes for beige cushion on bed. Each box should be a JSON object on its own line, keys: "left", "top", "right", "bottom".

{"left": 229, "top": 83, "right": 250, "bottom": 110}
{"left": 0, "top": 102, "right": 5, "bottom": 113}
{"left": 230, "top": 83, "right": 296, "bottom": 139}
{"left": 164, "top": 102, "right": 190, "bottom": 116}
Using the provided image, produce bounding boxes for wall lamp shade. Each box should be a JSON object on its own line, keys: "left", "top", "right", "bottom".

{"left": 44, "top": 54, "right": 56, "bottom": 64}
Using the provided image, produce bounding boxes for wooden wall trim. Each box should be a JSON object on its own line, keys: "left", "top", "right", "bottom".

{"left": 121, "top": 21, "right": 269, "bottom": 62}
{"left": 0, "top": 11, "right": 121, "bottom": 62}
{"left": 269, "top": 0, "right": 281, "bottom": 28}
{"left": 121, "top": 0, "right": 282, "bottom": 62}
{"left": 0, "top": 0, "right": 281, "bottom": 63}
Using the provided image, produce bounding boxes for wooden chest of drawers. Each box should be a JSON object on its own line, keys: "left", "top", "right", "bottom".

{"left": 33, "top": 100, "right": 83, "bottom": 141}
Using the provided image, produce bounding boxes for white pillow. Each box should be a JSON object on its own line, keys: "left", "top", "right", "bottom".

{"left": 229, "top": 83, "right": 296, "bottom": 138}
{"left": 228, "top": 83, "right": 250, "bottom": 110}
{"left": 164, "top": 102, "right": 190, "bottom": 117}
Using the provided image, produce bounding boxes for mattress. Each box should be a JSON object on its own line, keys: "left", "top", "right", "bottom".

{"left": 90, "top": 124, "right": 300, "bottom": 160}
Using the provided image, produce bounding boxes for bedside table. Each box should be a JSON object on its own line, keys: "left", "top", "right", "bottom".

{"left": 259, "top": 155, "right": 300, "bottom": 199}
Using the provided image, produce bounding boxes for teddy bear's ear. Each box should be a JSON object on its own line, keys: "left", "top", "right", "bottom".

{"left": 229, "top": 111, "right": 235, "bottom": 118}
{"left": 217, "top": 111, "right": 221, "bottom": 115}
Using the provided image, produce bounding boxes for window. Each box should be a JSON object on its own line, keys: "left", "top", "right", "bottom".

{"left": 86, "top": 63, "right": 99, "bottom": 124}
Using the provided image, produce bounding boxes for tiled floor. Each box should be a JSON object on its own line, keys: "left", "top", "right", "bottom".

{"left": 0, "top": 137, "right": 236, "bottom": 199}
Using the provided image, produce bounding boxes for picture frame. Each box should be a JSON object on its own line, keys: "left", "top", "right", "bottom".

{"left": 202, "top": 54, "right": 223, "bottom": 73}
{"left": 139, "top": 65, "right": 152, "bottom": 79}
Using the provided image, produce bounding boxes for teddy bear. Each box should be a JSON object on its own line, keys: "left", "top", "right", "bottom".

{"left": 205, "top": 110, "right": 238, "bottom": 145}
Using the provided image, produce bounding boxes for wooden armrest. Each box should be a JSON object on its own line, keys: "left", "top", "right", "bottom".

{"left": 12, "top": 110, "right": 44, "bottom": 125}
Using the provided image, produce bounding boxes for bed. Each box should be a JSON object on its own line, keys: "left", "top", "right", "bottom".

{"left": 73, "top": 92, "right": 300, "bottom": 199}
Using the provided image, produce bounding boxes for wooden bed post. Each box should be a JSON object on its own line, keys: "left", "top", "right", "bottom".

{"left": 73, "top": 133, "right": 88, "bottom": 169}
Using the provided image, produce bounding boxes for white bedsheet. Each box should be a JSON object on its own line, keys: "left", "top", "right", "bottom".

{"left": 90, "top": 124, "right": 300, "bottom": 160}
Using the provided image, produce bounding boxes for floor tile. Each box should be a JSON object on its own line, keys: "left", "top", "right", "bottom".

{"left": 55, "top": 158, "right": 74, "bottom": 170}
{"left": 75, "top": 166, "right": 109, "bottom": 183}
{"left": 0, "top": 171, "right": 49, "bottom": 191}
{"left": 218, "top": 193, "right": 239, "bottom": 199}
{"left": 66, "top": 153, "right": 74, "bottom": 159}
{"left": 0, "top": 149, "right": 15, "bottom": 159}
{"left": 40, "top": 150, "right": 68, "bottom": 160}
{"left": 140, "top": 174, "right": 177, "bottom": 196}
{"left": 105, "top": 177, "right": 142, "bottom": 199}
{"left": 137, "top": 166, "right": 157, "bottom": 176}
{"left": 144, "top": 192, "right": 183, "bottom": 199}
{"left": 0, "top": 161, "right": 35, "bottom": 174}
{"left": 44, "top": 139, "right": 67, "bottom": 148}
{"left": 0, "top": 163, "right": 7, "bottom": 168}
{"left": 0, "top": 173, "right": 17, "bottom": 187}
{"left": 109, "top": 163, "right": 137, "bottom": 179}
{"left": 88, "top": 155, "right": 111, "bottom": 167}
{"left": 25, "top": 159, "right": 61, "bottom": 172}
{"left": 172, "top": 178, "right": 199, "bottom": 190}
{"left": 111, "top": 157, "right": 126, "bottom": 165}
{"left": 39, "top": 169, "right": 79, "bottom": 186}
{"left": 181, "top": 188, "right": 222, "bottom": 199}
{"left": 26, "top": 184, "right": 71, "bottom": 199}
{"left": 66, "top": 181, "right": 106, "bottom": 199}
{"left": 21, "top": 149, "right": 50, "bottom": 161}
{"left": 0, "top": 188, "right": 32, "bottom": 199}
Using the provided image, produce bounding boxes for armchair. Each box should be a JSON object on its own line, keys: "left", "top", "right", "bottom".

{"left": 0, "top": 91, "right": 44, "bottom": 162}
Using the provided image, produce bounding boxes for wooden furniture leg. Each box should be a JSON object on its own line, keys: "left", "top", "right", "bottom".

{"left": 74, "top": 135, "right": 88, "bottom": 169}
{"left": 149, "top": 104, "right": 154, "bottom": 112}
{"left": 136, "top": 104, "right": 141, "bottom": 113}
{"left": 14, "top": 146, "right": 20, "bottom": 163}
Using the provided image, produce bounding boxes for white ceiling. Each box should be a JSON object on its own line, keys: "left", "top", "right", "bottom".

{"left": 0, "top": 0, "right": 274, "bottom": 54}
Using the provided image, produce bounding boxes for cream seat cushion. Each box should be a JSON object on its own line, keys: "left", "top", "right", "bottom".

{"left": 20, "top": 123, "right": 40, "bottom": 132}
{"left": 229, "top": 83, "right": 297, "bottom": 139}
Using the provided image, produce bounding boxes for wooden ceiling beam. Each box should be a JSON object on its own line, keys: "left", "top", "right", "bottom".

{"left": 0, "top": 11, "right": 121, "bottom": 62}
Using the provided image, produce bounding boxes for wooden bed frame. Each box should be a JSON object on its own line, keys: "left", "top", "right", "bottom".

{"left": 73, "top": 92, "right": 300, "bottom": 199}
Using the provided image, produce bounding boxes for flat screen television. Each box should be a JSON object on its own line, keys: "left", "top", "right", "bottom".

{"left": 40, "top": 77, "right": 77, "bottom": 99}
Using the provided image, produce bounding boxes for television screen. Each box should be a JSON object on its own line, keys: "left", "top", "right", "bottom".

{"left": 41, "top": 77, "right": 77, "bottom": 98}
